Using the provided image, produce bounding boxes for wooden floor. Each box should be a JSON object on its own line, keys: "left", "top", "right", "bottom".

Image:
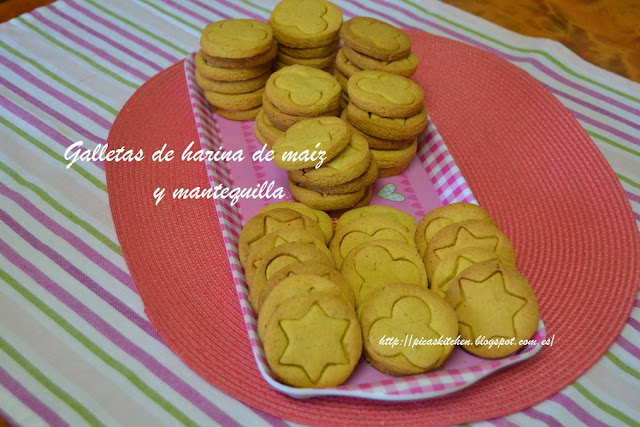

{"left": 0, "top": 0, "right": 638, "bottom": 82}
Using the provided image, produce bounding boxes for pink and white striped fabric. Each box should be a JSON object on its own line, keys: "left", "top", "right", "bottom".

{"left": 1, "top": 0, "right": 639, "bottom": 425}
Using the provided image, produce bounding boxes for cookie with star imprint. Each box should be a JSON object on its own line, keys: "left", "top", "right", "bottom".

{"left": 257, "top": 201, "right": 334, "bottom": 244}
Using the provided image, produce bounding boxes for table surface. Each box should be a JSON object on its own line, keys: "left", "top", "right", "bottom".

{"left": 1, "top": 0, "right": 639, "bottom": 425}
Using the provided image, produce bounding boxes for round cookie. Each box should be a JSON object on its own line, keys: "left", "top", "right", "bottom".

{"left": 347, "top": 102, "right": 427, "bottom": 140}
{"left": 335, "top": 48, "right": 362, "bottom": 79}
{"left": 424, "top": 220, "right": 517, "bottom": 281}
{"left": 272, "top": 116, "right": 350, "bottom": 170}
{"left": 201, "top": 40, "right": 278, "bottom": 68}
{"left": 431, "top": 247, "right": 508, "bottom": 298}
{"left": 415, "top": 202, "right": 493, "bottom": 257}
{"left": 252, "top": 241, "right": 335, "bottom": 297}
{"left": 238, "top": 208, "right": 325, "bottom": 271}
{"left": 258, "top": 262, "right": 355, "bottom": 312}
{"left": 215, "top": 106, "right": 261, "bottom": 121}
{"left": 340, "top": 17, "right": 411, "bottom": 61}
{"left": 335, "top": 70, "right": 349, "bottom": 93}
{"left": 327, "top": 184, "right": 373, "bottom": 218}
{"left": 204, "top": 86, "right": 265, "bottom": 111}
{"left": 266, "top": 65, "right": 341, "bottom": 116}
{"left": 200, "top": 19, "right": 273, "bottom": 59}
{"left": 342, "top": 46, "right": 419, "bottom": 77}
{"left": 195, "top": 70, "right": 270, "bottom": 94}
{"left": 348, "top": 70, "right": 424, "bottom": 118}
{"left": 254, "top": 108, "right": 283, "bottom": 148}
{"left": 360, "top": 283, "right": 458, "bottom": 376}
{"left": 262, "top": 293, "right": 362, "bottom": 388}
{"left": 262, "top": 95, "right": 340, "bottom": 131}
{"left": 446, "top": 261, "right": 539, "bottom": 359}
{"left": 257, "top": 274, "right": 353, "bottom": 337}
{"left": 370, "top": 138, "right": 417, "bottom": 169}
{"left": 277, "top": 51, "right": 336, "bottom": 70}
{"left": 337, "top": 205, "right": 417, "bottom": 236}
{"left": 288, "top": 178, "right": 366, "bottom": 211}
{"left": 378, "top": 159, "right": 412, "bottom": 178}
{"left": 294, "top": 156, "right": 378, "bottom": 195}
{"left": 245, "top": 228, "right": 330, "bottom": 305}
{"left": 280, "top": 40, "right": 339, "bottom": 59}
{"left": 329, "top": 216, "right": 415, "bottom": 268}
{"left": 287, "top": 131, "right": 371, "bottom": 187}
{"left": 195, "top": 51, "right": 272, "bottom": 81}
{"left": 258, "top": 201, "right": 333, "bottom": 244}
{"left": 341, "top": 109, "right": 414, "bottom": 150}
{"left": 269, "top": 0, "right": 343, "bottom": 48}
{"left": 341, "top": 240, "right": 427, "bottom": 307}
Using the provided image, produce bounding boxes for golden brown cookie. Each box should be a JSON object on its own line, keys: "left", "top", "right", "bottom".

{"left": 347, "top": 102, "right": 427, "bottom": 140}
{"left": 431, "top": 248, "right": 508, "bottom": 298}
{"left": 424, "top": 220, "right": 517, "bottom": 282}
{"left": 269, "top": 0, "right": 343, "bottom": 48}
{"left": 195, "top": 70, "right": 270, "bottom": 94}
{"left": 329, "top": 216, "right": 415, "bottom": 268}
{"left": 272, "top": 116, "right": 350, "bottom": 170}
{"left": 238, "top": 208, "right": 325, "bottom": 272}
{"left": 254, "top": 108, "right": 283, "bottom": 148}
{"left": 201, "top": 40, "right": 278, "bottom": 68}
{"left": 258, "top": 201, "right": 333, "bottom": 244}
{"left": 335, "top": 70, "right": 349, "bottom": 93}
{"left": 377, "top": 159, "right": 412, "bottom": 178}
{"left": 200, "top": 19, "right": 273, "bottom": 59}
{"left": 288, "top": 178, "right": 366, "bottom": 211}
{"left": 279, "top": 39, "right": 339, "bottom": 59}
{"left": 340, "top": 240, "right": 427, "bottom": 306}
{"left": 340, "top": 17, "right": 411, "bottom": 61}
{"left": 277, "top": 50, "right": 337, "bottom": 69}
{"left": 415, "top": 202, "right": 493, "bottom": 257}
{"left": 342, "top": 46, "right": 419, "bottom": 77}
{"left": 204, "top": 87, "right": 265, "bottom": 111}
{"left": 262, "top": 293, "right": 361, "bottom": 388}
{"left": 370, "top": 138, "right": 417, "bottom": 169}
{"left": 258, "top": 262, "right": 355, "bottom": 312}
{"left": 326, "top": 184, "right": 373, "bottom": 218}
{"left": 446, "top": 261, "right": 539, "bottom": 359}
{"left": 360, "top": 283, "right": 458, "bottom": 376}
{"left": 257, "top": 274, "right": 354, "bottom": 337}
{"left": 215, "top": 106, "right": 261, "bottom": 121}
{"left": 293, "top": 156, "right": 378, "bottom": 195}
{"left": 245, "top": 228, "right": 330, "bottom": 306}
{"left": 348, "top": 70, "right": 424, "bottom": 118}
{"left": 195, "top": 51, "right": 272, "bottom": 81}
{"left": 262, "top": 95, "right": 341, "bottom": 131}
{"left": 337, "top": 205, "right": 417, "bottom": 236}
{"left": 286, "top": 131, "right": 371, "bottom": 186}
{"left": 266, "top": 65, "right": 341, "bottom": 116}
{"left": 341, "top": 109, "right": 414, "bottom": 150}
{"left": 335, "top": 48, "right": 362, "bottom": 78}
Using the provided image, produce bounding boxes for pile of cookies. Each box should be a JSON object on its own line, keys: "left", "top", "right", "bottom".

{"left": 335, "top": 16, "right": 419, "bottom": 104}
{"left": 196, "top": 19, "right": 277, "bottom": 120}
{"left": 269, "top": 0, "right": 342, "bottom": 71}
{"left": 255, "top": 64, "right": 342, "bottom": 147}
{"left": 342, "top": 70, "right": 426, "bottom": 177}
{"left": 271, "top": 116, "right": 377, "bottom": 214}
{"left": 416, "top": 202, "right": 540, "bottom": 359}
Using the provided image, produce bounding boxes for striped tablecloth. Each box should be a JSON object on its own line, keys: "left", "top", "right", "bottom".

{"left": 1, "top": 0, "right": 639, "bottom": 425}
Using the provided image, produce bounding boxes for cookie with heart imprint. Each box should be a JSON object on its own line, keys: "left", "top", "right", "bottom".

{"left": 340, "top": 240, "right": 427, "bottom": 307}
{"left": 348, "top": 70, "right": 424, "bottom": 118}
{"left": 446, "top": 261, "right": 539, "bottom": 359}
{"left": 415, "top": 202, "right": 493, "bottom": 257}
{"left": 269, "top": 0, "right": 343, "bottom": 49}
{"left": 360, "top": 283, "right": 458, "bottom": 376}
{"left": 336, "top": 205, "right": 417, "bottom": 236}
{"left": 340, "top": 17, "right": 412, "bottom": 61}
{"left": 258, "top": 201, "right": 334, "bottom": 244}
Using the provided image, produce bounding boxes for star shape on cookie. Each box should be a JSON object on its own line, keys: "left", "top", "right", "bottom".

{"left": 455, "top": 272, "right": 527, "bottom": 340}
{"left": 279, "top": 303, "right": 349, "bottom": 383}
{"left": 433, "top": 227, "right": 499, "bottom": 261}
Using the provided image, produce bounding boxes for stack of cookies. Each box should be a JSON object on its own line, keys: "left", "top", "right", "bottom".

{"left": 335, "top": 17, "right": 419, "bottom": 104}
{"left": 271, "top": 116, "right": 377, "bottom": 215}
{"left": 238, "top": 202, "right": 362, "bottom": 388}
{"left": 343, "top": 70, "right": 427, "bottom": 177}
{"left": 416, "top": 202, "right": 540, "bottom": 359}
{"left": 255, "top": 64, "right": 341, "bottom": 146}
{"left": 269, "top": 0, "right": 342, "bottom": 71}
{"left": 196, "top": 19, "right": 277, "bottom": 120}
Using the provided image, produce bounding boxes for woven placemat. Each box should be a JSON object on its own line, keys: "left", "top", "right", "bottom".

{"left": 105, "top": 32, "right": 640, "bottom": 425}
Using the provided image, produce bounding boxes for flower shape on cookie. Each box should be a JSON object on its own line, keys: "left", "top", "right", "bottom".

{"left": 341, "top": 17, "right": 411, "bottom": 61}
{"left": 348, "top": 71, "right": 424, "bottom": 117}
{"left": 201, "top": 19, "right": 273, "bottom": 59}
{"left": 267, "top": 65, "right": 341, "bottom": 115}
{"left": 269, "top": 0, "right": 343, "bottom": 48}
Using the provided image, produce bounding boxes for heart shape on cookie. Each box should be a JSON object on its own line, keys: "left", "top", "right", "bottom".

{"left": 368, "top": 296, "right": 443, "bottom": 369}
{"left": 377, "top": 183, "right": 405, "bottom": 202}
